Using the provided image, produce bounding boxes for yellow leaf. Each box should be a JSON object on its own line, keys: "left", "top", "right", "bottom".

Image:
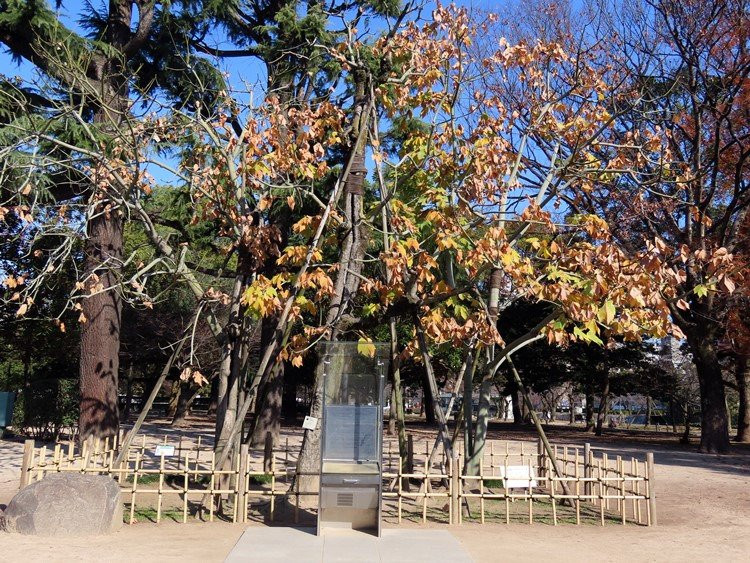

{"left": 357, "top": 338, "right": 376, "bottom": 358}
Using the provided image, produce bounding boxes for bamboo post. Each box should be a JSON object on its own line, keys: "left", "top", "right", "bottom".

{"left": 53, "top": 444, "right": 61, "bottom": 472}
{"left": 575, "top": 448, "right": 585, "bottom": 526}
{"left": 269, "top": 450, "right": 276, "bottom": 522}
{"left": 583, "top": 442, "right": 591, "bottom": 497}
{"left": 450, "top": 454, "right": 459, "bottom": 526}
{"left": 37, "top": 446, "right": 47, "bottom": 482}
{"left": 231, "top": 450, "right": 239, "bottom": 524}
{"left": 603, "top": 452, "right": 609, "bottom": 511}
{"left": 537, "top": 438, "right": 545, "bottom": 479}
{"left": 491, "top": 442, "right": 496, "bottom": 477}
{"left": 397, "top": 454, "right": 403, "bottom": 524}
{"left": 20, "top": 439, "right": 34, "bottom": 489}
{"left": 527, "top": 457, "right": 533, "bottom": 524}
{"left": 551, "top": 469, "right": 557, "bottom": 526}
{"left": 237, "top": 444, "right": 248, "bottom": 524}
{"left": 157, "top": 454, "right": 165, "bottom": 523}
{"left": 422, "top": 451, "right": 428, "bottom": 523}
{"left": 448, "top": 457, "right": 456, "bottom": 525}
{"left": 183, "top": 451, "right": 190, "bottom": 523}
{"left": 646, "top": 452, "right": 657, "bottom": 526}
{"left": 504, "top": 456, "right": 510, "bottom": 525}
{"left": 209, "top": 453, "right": 216, "bottom": 522}
{"left": 634, "top": 459, "right": 642, "bottom": 524}
{"left": 598, "top": 459, "right": 604, "bottom": 526}
{"left": 406, "top": 434, "right": 414, "bottom": 493}
{"left": 459, "top": 452, "right": 466, "bottom": 525}
{"left": 619, "top": 456, "right": 626, "bottom": 524}
{"left": 129, "top": 452, "right": 141, "bottom": 524}
{"left": 479, "top": 454, "right": 485, "bottom": 524}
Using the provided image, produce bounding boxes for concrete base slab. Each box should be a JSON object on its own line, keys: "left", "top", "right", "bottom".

{"left": 225, "top": 527, "right": 474, "bottom": 563}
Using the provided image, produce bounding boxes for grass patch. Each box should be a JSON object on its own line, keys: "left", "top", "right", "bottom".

{"left": 250, "top": 474, "right": 273, "bottom": 485}
{"left": 125, "top": 473, "right": 161, "bottom": 484}
{"left": 483, "top": 479, "right": 504, "bottom": 488}
{"left": 124, "top": 506, "right": 184, "bottom": 523}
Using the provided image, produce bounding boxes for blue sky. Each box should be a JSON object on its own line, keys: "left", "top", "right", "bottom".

{"left": 0, "top": 0, "right": 505, "bottom": 85}
{"left": 0, "top": 0, "right": 554, "bottom": 195}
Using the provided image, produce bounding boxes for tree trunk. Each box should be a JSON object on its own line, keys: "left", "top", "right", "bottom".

{"left": 682, "top": 404, "right": 691, "bottom": 444}
{"left": 569, "top": 393, "right": 575, "bottom": 424}
{"left": 207, "top": 376, "right": 218, "bottom": 416}
{"left": 166, "top": 379, "right": 180, "bottom": 419}
{"left": 387, "top": 386, "right": 396, "bottom": 435}
{"left": 463, "top": 353, "right": 475, "bottom": 466}
{"left": 595, "top": 373, "right": 610, "bottom": 436}
{"left": 585, "top": 387, "right": 595, "bottom": 431}
{"left": 511, "top": 385, "right": 523, "bottom": 425}
{"left": 645, "top": 395, "right": 652, "bottom": 429}
{"left": 250, "top": 362, "right": 284, "bottom": 446}
{"left": 736, "top": 356, "right": 750, "bottom": 443}
{"left": 214, "top": 276, "right": 245, "bottom": 452}
{"left": 171, "top": 382, "right": 199, "bottom": 427}
{"left": 281, "top": 371, "right": 298, "bottom": 420}
{"left": 422, "top": 370, "right": 436, "bottom": 424}
{"left": 294, "top": 73, "right": 371, "bottom": 496}
{"left": 78, "top": 211, "right": 123, "bottom": 442}
{"left": 691, "top": 340, "right": 730, "bottom": 453}
{"left": 388, "top": 319, "right": 408, "bottom": 464}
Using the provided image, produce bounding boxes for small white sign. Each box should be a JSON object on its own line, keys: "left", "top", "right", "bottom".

{"left": 154, "top": 444, "right": 175, "bottom": 457}
{"left": 499, "top": 465, "right": 538, "bottom": 489}
{"left": 302, "top": 416, "right": 318, "bottom": 431}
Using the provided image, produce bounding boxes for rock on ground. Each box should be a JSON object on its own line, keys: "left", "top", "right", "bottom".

{"left": 0, "top": 473, "right": 122, "bottom": 536}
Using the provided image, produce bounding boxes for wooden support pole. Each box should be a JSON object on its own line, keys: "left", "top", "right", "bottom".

{"left": 20, "top": 439, "right": 34, "bottom": 489}
{"left": 263, "top": 432, "right": 273, "bottom": 473}
{"left": 646, "top": 452, "right": 657, "bottom": 526}
{"left": 450, "top": 453, "right": 460, "bottom": 526}
{"left": 238, "top": 444, "right": 249, "bottom": 523}
{"left": 583, "top": 442, "right": 591, "bottom": 497}
{"left": 537, "top": 438, "right": 545, "bottom": 478}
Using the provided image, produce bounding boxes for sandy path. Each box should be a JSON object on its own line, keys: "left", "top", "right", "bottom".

{"left": 1, "top": 423, "right": 749, "bottom": 562}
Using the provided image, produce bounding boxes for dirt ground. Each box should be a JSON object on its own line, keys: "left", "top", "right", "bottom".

{"left": 1, "top": 421, "right": 749, "bottom": 562}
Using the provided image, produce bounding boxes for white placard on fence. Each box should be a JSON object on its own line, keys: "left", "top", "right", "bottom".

{"left": 154, "top": 444, "right": 175, "bottom": 457}
{"left": 302, "top": 416, "right": 318, "bottom": 430}
{"left": 499, "top": 465, "right": 538, "bottom": 488}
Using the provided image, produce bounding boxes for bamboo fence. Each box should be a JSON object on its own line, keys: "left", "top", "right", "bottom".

{"left": 19, "top": 434, "right": 656, "bottom": 527}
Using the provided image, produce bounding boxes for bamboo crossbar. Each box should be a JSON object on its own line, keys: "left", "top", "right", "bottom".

{"left": 21, "top": 436, "right": 655, "bottom": 527}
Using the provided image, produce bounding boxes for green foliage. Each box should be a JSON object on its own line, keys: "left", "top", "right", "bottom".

{"left": 250, "top": 473, "right": 273, "bottom": 485}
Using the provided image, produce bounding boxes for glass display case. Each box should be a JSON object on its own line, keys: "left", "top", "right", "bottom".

{"left": 317, "top": 341, "right": 388, "bottom": 537}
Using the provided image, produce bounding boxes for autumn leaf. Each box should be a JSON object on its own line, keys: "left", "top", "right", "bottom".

{"left": 357, "top": 338, "right": 376, "bottom": 358}
{"left": 718, "top": 276, "right": 736, "bottom": 294}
